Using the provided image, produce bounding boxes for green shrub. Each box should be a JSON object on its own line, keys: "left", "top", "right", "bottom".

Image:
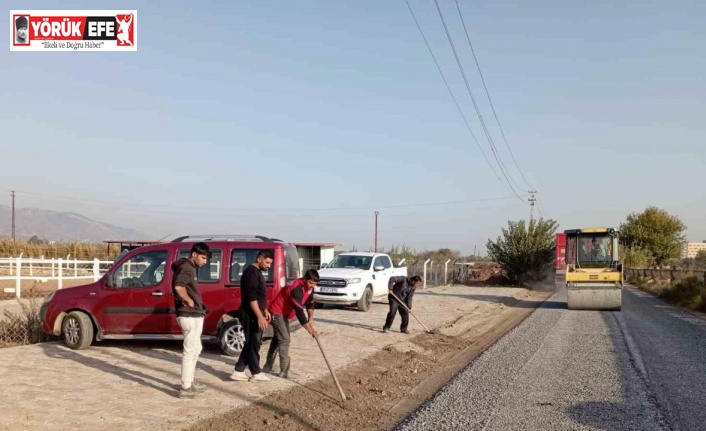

{"left": 486, "top": 218, "right": 558, "bottom": 284}
{"left": 657, "top": 276, "right": 706, "bottom": 312}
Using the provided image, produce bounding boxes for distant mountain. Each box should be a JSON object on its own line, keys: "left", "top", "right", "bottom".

{"left": 0, "top": 205, "right": 148, "bottom": 242}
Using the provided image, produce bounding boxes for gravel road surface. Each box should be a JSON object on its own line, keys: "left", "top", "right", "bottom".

{"left": 396, "top": 285, "right": 706, "bottom": 431}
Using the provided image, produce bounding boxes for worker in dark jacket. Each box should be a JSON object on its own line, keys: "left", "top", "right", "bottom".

{"left": 172, "top": 242, "right": 211, "bottom": 399}
{"left": 230, "top": 250, "right": 274, "bottom": 383}
{"left": 263, "top": 269, "right": 320, "bottom": 378}
{"left": 383, "top": 275, "right": 422, "bottom": 334}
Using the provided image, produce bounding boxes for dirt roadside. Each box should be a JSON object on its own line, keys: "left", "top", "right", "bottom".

{"left": 185, "top": 290, "right": 551, "bottom": 431}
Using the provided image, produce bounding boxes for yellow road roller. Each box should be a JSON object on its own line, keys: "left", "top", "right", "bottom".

{"left": 564, "top": 227, "right": 623, "bottom": 311}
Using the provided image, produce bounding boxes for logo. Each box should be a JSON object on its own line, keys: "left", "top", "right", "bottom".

{"left": 317, "top": 279, "right": 346, "bottom": 287}
{"left": 10, "top": 10, "right": 137, "bottom": 51}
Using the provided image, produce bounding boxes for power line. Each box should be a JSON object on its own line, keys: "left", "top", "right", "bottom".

{"left": 403, "top": 0, "right": 509, "bottom": 193}
{"left": 430, "top": 0, "right": 524, "bottom": 201}
{"left": 537, "top": 196, "right": 547, "bottom": 219}
{"left": 453, "top": 0, "right": 534, "bottom": 190}
{"left": 3, "top": 188, "right": 527, "bottom": 215}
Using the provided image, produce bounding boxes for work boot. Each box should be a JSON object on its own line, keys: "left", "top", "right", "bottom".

{"left": 191, "top": 381, "right": 207, "bottom": 393}
{"left": 401, "top": 328, "right": 410, "bottom": 334}
{"left": 250, "top": 373, "right": 272, "bottom": 383}
{"left": 263, "top": 351, "right": 276, "bottom": 373}
{"left": 178, "top": 386, "right": 198, "bottom": 399}
{"left": 229, "top": 370, "right": 249, "bottom": 381}
{"left": 279, "top": 357, "right": 291, "bottom": 379}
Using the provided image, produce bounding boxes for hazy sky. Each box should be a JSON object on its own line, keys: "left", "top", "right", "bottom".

{"left": 1, "top": 0, "right": 705, "bottom": 254}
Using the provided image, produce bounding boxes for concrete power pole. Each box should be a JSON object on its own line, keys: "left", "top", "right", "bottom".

{"left": 11, "top": 190, "right": 16, "bottom": 241}
{"left": 528, "top": 190, "right": 537, "bottom": 220}
{"left": 374, "top": 211, "right": 379, "bottom": 252}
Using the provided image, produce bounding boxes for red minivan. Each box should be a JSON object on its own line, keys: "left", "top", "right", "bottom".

{"left": 40, "top": 235, "right": 301, "bottom": 356}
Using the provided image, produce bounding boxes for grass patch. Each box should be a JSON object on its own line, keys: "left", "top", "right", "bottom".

{"left": 0, "top": 285, "right": 58, "bottom": 348}
{"left": 631, "top": 275, "right": 706, "bottom": 313}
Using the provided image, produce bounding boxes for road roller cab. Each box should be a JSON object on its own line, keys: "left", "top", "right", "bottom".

{"left": 564, "top": 228, "right": 623, "bottom": 311}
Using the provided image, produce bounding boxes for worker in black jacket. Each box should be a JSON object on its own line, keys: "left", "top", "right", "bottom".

{"left": 383, "top": 275, "right": 422, "bottom": 334}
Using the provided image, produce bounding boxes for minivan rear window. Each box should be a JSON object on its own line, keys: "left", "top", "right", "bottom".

{"left": 229, "top": 248, "right": 275, "bottom": 283}
{"left": 284, "top": 246, "right": 300, "bottom": 282}
{"left": 178, "top": 249, "right": 222, "bottom": 283}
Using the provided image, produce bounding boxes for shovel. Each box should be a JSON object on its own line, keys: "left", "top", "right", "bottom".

{"left": 389, "top": 291, "right": 432, "bottom": 333}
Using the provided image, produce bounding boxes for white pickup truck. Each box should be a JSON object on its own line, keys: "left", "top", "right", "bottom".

{"left": 313, "top": 252, "right": 407, "bottom": 311}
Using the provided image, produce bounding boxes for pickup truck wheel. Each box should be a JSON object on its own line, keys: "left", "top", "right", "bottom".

{"left": 219, "top": 319, "right": 245, "bottom": 356}
{"left": 357, "top": 286, "right": 373, "bottom": 312}
{"left": 62, "top": 311, "right": 94, "bottom": 350}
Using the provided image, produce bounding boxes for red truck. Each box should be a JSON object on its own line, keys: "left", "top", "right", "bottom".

{"left": 555, "top": 232, "right": 567, "bottom": 269}
{"left": 40, "top": 235, "right": 301, "bottom": 356}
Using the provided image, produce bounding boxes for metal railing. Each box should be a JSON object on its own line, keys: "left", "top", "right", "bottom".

{"left": 625, "top": 268, "right": 706, "bottom": 283}
{"left": 0, "top": 256, "right": 114, "bottom": 298}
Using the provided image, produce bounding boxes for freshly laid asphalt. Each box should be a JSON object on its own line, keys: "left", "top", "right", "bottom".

{"left": 396, "top": 285, "right": 706, "bottom": 431}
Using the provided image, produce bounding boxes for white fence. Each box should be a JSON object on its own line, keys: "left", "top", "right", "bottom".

{"left": 0, "top": 256, "right": 114, "bottom": 299}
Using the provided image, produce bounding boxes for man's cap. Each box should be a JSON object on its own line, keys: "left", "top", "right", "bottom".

{"left": 16, "top": 16, "right": 28, "bottom": 29}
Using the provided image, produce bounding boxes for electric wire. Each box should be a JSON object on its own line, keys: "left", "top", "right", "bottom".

{"left": 453, "top": 0, "right": 534, "bottom": 190}
{"left": 430, "top": 0, "right": 524, "bottom": 201}
{"left": 404, "top": 0, "right": 511, "bottom": 195}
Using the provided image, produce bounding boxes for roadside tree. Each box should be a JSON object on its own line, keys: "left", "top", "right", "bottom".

{"left": 694, "top": 250, "right": 706, "bottom": 270}
{"left": 620, "top": 206, "right": 686, "bottom": 266}
{"left": 486, "top": 218, "right": 558, "bottom": 284}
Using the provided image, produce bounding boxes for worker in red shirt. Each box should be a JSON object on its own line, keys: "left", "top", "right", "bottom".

{"left": 263, "top": 269, "right": 320, "bottom": 378}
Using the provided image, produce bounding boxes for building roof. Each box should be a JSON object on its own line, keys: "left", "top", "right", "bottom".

{"left": 103, "top": 240, "right": 163, "bottom": 244}
{"left": 291, "top": 242, "right": 342, "bottom": 247}
{"left": 103, "top": 239, "right": 343, "bottom": 247}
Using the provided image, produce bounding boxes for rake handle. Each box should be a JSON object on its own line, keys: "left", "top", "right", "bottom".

{"left": 315, "top": 337, "right": 347, "bottom": 402}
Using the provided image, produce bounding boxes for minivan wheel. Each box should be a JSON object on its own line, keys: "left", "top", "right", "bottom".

{"left": 357, "top": 286, "right": 373, "bottom": 312}
{"left": 62, "top": 311, "right": 94, "bottom": 350}
{"left": 219, "top": 319, "right": 245, "bottom": 356}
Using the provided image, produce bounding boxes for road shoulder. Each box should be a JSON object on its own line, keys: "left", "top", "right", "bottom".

{"left": 185, "top": 289, "right": 551, "bottom": 431}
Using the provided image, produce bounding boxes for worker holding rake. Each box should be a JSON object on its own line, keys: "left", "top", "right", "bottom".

{"left": 383, "top": 275, "right": 422, "bottom": 334}
{"left": 263, "top": 269, "right": 320, "bottom": 378}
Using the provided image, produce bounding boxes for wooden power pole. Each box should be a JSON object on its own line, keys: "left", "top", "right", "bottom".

{"left": 11, "top": 190, "right": 16, "bottom": 241}
{"left": 528, "top": 190, "right": 537, "bottom": 220}
{"left": 374, "top": 211, "right": 379, "bottom": 252}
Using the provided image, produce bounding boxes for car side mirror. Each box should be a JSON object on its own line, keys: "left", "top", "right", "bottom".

{"left": 374, "top": 265, "right": 384, "bottom": 272}
{"left": 105, "top": 273, "right": 114, "bottom": 287}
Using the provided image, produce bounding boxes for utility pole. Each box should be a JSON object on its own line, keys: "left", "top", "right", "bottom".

{"left": 374, "top": 211, "right": 379, "bottom": 252}
{"left": 11, "top": 191, "right": 16, "bottom": 242}
{"left": 528, "top": 190, "right": 537, "bottom": 220}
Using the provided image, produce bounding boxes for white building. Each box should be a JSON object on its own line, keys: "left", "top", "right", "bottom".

{"left": 293, "top": 242, "right": 340, "bottom": 272}
{"left": 681, "top": 241, "right": 706, "bottom": 259}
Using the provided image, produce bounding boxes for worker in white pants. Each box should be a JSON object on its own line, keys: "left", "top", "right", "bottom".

{"left": 172, "top": 242, "right": 211, "bottom": 398}
{"left": 177, "top": 316, "right": 204, "bottom": 391}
